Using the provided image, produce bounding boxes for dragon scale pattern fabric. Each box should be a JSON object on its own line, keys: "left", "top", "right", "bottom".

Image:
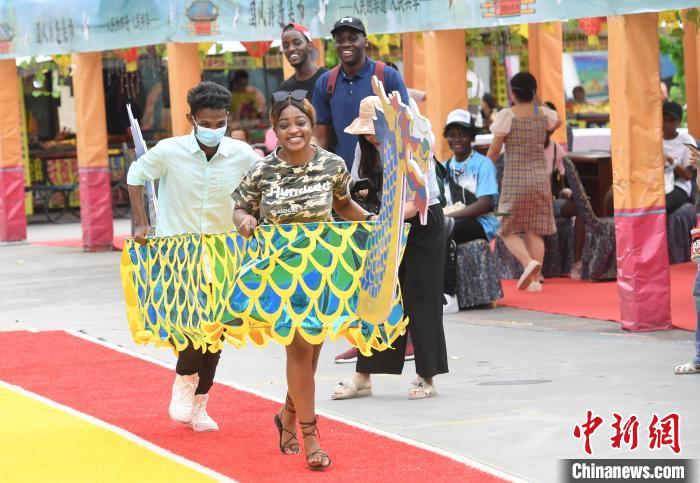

{"left": 120, "top": 221, "right": 409, "bottom": 355}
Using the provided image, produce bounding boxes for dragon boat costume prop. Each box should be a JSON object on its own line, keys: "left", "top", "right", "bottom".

{"left": 120, "top": 78, "right": 435, "bottom": 355}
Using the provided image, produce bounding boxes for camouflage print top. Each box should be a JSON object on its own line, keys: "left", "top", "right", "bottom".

{"left": 232, "top": 145, "right": 352, "bottom": 225}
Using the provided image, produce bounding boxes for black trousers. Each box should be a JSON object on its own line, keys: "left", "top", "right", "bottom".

{"left": 175, "top": 344, "right": 221, "bottom": 395}
{"left": 356, "top": 204, "right": 449, "bottom": 378}
{"left": 451, "top": 217, "right": 487, "bottom": 244}
{"left": 443, "top": 217, "right": 487, "bottom": 296}
{"left": 666, "top": 186, "right": 691, "bottom": 214}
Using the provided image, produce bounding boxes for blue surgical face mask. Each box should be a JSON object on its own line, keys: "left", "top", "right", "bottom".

{"left": 193, "top": 119, "right": 226, "bottom": 147}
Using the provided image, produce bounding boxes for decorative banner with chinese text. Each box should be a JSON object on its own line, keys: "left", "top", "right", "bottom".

{"left": 1, "top": 0, "right": 698, "bottom": 59}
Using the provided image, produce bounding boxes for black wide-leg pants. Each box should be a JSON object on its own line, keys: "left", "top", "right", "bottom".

{"left": 356, "top": 204, "right": 449, "bottom": 378}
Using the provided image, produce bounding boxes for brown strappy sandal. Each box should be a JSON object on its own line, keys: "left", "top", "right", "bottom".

{"left": 273, "top": 394, "right": 299, "bottom": 455}
{"left": 300, "top": 418, "right": 331, "bottom": 471}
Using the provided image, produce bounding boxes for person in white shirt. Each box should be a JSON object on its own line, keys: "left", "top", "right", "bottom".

{"left": 127, "top": 81, "right": 259, "bottom": 432}
{"left": 662, "top": 101, "right": 694, "bottom": 214}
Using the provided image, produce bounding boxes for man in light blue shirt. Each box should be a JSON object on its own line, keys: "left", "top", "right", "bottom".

{"left": 439, "top": 109, "right": 499, "bottom": 313}
{"left": 127, "top": 81, "right": 258, "bottom": 432}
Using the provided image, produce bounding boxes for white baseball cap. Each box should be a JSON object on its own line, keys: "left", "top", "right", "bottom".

{"left": 445, "top": 109, "right": 483, "bottom": 129}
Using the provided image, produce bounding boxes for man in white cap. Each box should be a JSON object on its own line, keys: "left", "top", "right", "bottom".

{"left": 440, "top": 109, "right": 499, "bottom": 313}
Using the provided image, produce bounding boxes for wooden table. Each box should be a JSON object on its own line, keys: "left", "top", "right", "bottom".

{"left": 567, "top": 150, "right": 613, "bottom": 217}
{"left": 567, "top": 112, "right": 610, "bottom": 128}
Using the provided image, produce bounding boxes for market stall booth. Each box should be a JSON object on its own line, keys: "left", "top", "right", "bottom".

{"left": 14, "top": 41, "right": 284, "bottom": 235}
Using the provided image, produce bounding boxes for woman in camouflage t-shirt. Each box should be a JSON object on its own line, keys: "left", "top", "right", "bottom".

{"left": 232, "top": 93, "right": 373, "bottom": 470}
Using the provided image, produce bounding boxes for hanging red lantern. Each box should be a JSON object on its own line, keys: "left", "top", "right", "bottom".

{"left": 114, "top": 47, "right": 139, "bottom": 72}
{"left": 242, "top": 41, "right": 272, "bottom": 59}
{"left": 578, "top": 17, "right": 605, "bottom": 37}
{"left": 113, "top": 47, "right": 140, "bottom": 99}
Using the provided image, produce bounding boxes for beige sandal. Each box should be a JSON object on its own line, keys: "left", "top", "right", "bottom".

{"left": 408, "top": 376, "right": 437, "bottom": 399}
{"left": 331, "top": 379, "right": 373, "bottom": 400}
{"left": 517, "top": 260, "right": 542, "bottom": 291}
{"left": 674, "top": 362, "right": 700, "bottom": 375}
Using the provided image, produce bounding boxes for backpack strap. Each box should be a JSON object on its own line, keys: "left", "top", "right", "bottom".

{"left": 374, "top": 60, "right": 386, "bottom": 84}
{"left": 325, "top": 66, "right": 341, "bottom": 101}
{"left": 326, "top": 60, "right": 387, "bottom": 101}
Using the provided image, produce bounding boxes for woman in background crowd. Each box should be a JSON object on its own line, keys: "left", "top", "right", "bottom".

{"left": 480, "top": 93, "right": 500, "bottom": 132}
{"left": 227, "top": 125, "right": 265, "bottom": 157}
{"left": 332, "top": 95, "right": 448, "bottom": 400}
{"left": 487, "top": 72, "right": 560, "bottom": 293}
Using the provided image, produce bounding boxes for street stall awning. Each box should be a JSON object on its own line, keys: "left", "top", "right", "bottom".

{"left": 1, "top": 0, "right": 699, "bottom": 58}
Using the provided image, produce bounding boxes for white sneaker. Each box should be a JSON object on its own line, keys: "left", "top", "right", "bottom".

{"left": 189, "top": 394, "right": 219, "bottom": 432}
{"left": 443, "top": 294, "right": 459, "bottom": 314}
{"left": 169, "top": 373, "right": 199, "bottom": 424}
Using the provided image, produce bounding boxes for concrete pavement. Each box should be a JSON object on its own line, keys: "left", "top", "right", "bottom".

{"left": 1, "top": 220, "right": 697, "bottom": 482}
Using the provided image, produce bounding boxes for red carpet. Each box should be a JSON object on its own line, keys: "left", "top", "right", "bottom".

{"left": 31, "top": 235, "right": 126, "bottom": 250}
{"left": 0, "top": 331, "right": 507, "bottom": 482}
{"left": 500, "top": 263, "right": 697, "bottom": 332}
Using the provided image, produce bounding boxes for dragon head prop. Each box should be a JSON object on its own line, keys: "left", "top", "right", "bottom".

{"left": 371, "top": 76, "right": 435, "bottom": 224}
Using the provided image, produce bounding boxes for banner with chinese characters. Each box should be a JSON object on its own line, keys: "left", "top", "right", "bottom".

{"left": 1, "top": 0, "right": 699, "bottom": 59}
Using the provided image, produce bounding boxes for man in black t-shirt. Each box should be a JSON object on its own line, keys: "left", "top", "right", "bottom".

{"left": 278, "top": 23, "right": 327, "bottom": 102}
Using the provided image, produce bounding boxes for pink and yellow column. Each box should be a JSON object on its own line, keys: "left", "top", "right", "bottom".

{"left": 608, "top": 13, "right": 671, "bottom": 330}
{"left": 0, "top": 59, "right": 26, "bottom": 241}
{"left": 73, "top": 52, "right": 113, "bottom": 251}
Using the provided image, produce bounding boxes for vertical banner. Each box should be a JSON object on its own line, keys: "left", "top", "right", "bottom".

{"left": 166, "top": 43, "right": 202, "bottom": 136}
{"left": 0, "top": 59, "right": 27, "bottom": 241}
{"left": 73, "top": 51, "right": 113, "bottom": 252}
{"left": 18, "top": 75, "right": 32, "bottom": 216}
{"left": 608, "top": 13, "right": 671, "bottom": 331}
{"left": 424, "top": 30, "right": 467, "bottom": 161}
{"left": 528, "top": 22, "right": 567, "bottom": 145}
{"left": 683, "top": 15, "right": 700, "bottom": 139}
